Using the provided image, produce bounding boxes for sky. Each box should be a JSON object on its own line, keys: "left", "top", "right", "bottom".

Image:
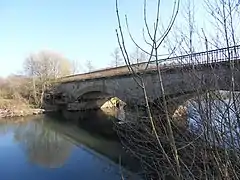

{"left": 0, "top": 0, "right": 206, "bottom": 77}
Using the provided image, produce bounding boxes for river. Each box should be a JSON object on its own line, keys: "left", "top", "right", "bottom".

{"left": 2, "top": 95, "right": 237, "bottom": 180}
{"left": 0, "top": 115, "right": 140, "bottom": 180}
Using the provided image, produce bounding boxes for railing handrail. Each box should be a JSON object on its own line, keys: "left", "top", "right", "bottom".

{"left": 58, "top": 45, "right": 240, "bottom": 81}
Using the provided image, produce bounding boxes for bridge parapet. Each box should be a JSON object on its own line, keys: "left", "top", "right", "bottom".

{"left": 57, "top": 45, "right": 240, "bottom": 83}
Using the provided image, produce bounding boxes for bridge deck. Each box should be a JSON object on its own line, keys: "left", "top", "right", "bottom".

{"left": 58, "top": 45, "right": 240, "bottom": 83}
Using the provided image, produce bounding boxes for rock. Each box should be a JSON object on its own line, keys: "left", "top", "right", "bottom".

{"left": 172, "top": 105, "right": 188, "bottom": 130}
{"left": 0, "top": 108, "right": 45, "bottom": 120}
{"left": 32, "top": 109, "right": 45, "bottom": 115}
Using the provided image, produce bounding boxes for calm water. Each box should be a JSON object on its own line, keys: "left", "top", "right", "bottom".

{"left": 0, "top": 115, "right": 139, "bottom": 180}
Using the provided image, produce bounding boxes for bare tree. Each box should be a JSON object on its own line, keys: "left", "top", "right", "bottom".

{"left": 23, "top": 51, "right": 72, "bottom": 107}
{"left": 84, "top": 60, "right": 94, "bottom": 72}
{"left": 115, "top": 0, "right": 181, "bottom": 179}
{"left": 205, "top": 0, "right": 240, "bottom": 48}
{"left": 130, "top": 47, "right": 147, "bottom": 65}
{"left": 70, "top": 60, "right": 82, "bottom": 75}
{"left": 113, "top": 0, "right": 240, "bottom": 179}
{"left": 205, "top": 0, "right": 240, "bottom": 121}
{"left": 110, "top": 47, "right": 124, "bottom": 67}
{"left": 24, "top": 51, "right": 72, "bottom": 80}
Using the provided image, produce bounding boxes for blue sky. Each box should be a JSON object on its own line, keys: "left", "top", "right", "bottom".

{"left": 0, "top": 0, "right": 205, "bottom": 77}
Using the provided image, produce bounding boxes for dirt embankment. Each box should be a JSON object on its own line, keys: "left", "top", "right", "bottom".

{"left": 0, "top": 98, "right": 44, "bottom": 119}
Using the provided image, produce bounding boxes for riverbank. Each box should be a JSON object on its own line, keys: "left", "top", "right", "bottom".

{"left": 0, "top": 108, "right": 44, "bottom": 119}
{"left": 0, "top": 98, "right": 44, "bottom": 119}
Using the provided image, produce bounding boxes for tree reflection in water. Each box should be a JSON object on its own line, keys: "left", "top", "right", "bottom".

{"left": 14, "top": 119, "right": 73, "bottom": 168}
{"left": 0, "top": 122, "right": 14, "bottom": 137}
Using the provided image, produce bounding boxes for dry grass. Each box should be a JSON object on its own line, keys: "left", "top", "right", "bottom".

{"left": 0, "top": 98, "right": 29, "bottom": 110}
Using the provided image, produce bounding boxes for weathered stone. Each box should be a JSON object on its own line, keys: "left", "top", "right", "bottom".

{"left": 45, "top": 60, "right": 240, "bottom": 113}
{"left": 172, "top": 105, "right": 188, "bottom": 129}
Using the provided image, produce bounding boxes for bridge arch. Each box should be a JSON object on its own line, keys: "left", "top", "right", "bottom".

{"left": 151, "top": 90, "right": 234, "bottom": 131}
{"left": 72, "top": 84, "right": 124, "bottom": 101}
{"left": 69, "top": 84, "right": 128, "bottom": 110}
{"left": 150, "top": 90, "right": 207, "bottom": 129}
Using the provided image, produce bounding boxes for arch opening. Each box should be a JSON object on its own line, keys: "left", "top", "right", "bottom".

{"left": 68, "top": 91, "right": 126, "bottom": 111}
{"left": 149, "top": 90, "right": 240, "bottom": 149}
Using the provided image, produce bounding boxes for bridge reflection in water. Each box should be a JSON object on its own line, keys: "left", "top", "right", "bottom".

{"left": 0, "top": 115, "right": 141, "bottom": 180}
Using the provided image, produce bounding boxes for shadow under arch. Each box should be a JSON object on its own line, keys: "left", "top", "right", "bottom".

{"left": 13, "top": 119, "right": 73, "bottom": 168}
{"left": 76, "top": 91, "right": 113, "bottom": 109}
{"left": 68, "top": 83, "right": 127, "bottom": 111}
{"left": 72, "top": 84, "right": 127, "bottom": 105}
{"left": 149, "top": 89, "right": 236, "bottom": 131}
{"left": 152, "top": 91, "right": 201, "bottom": 113}
{"left": 62, "top": 108, "right": 119, "bottom": 139}
{"left": 147, "top": 90, "right": 208, "bottom": 131}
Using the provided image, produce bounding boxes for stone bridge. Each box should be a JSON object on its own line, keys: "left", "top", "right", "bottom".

{"left": 44, "top": 45, "right": 240, "bottom": 114}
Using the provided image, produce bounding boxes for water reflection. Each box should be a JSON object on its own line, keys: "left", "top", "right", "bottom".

{"left": 11, "top": 120, "right": 71, "bottom": 168}
{"left": 0, "top": 121, "right": 14, "bottom": 136}
{"left": 0, "top": 116, "right": 140, "bottom": 180}
{"left": 14, "top": 120, "right": 73, "bottom": 168}
{"left": 62, "top": 108, "right": 119, "bottom": 138}
{"left": 43, "top": 114, "right": 140, "bottom": 173}
{"left": 0, "top": 119, "right": 74, "bottom": 169}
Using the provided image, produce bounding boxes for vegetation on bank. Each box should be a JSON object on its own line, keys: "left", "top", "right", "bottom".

{"left": 0, "top": 76, "right": 43, "bottom": 118}
{"left": 0, "top": 51, "right": 78, "bottom": 118}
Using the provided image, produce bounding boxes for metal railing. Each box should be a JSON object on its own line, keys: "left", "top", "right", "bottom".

{"left": 58, "top": 45, "right": 240, "bottom": 83}
{"left": 158, "top": 44, "right": 240, "bottom": 66}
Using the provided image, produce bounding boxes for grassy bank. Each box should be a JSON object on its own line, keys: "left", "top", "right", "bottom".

{"left": 0, "top": 75, "right": 46, "bottom": 119}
